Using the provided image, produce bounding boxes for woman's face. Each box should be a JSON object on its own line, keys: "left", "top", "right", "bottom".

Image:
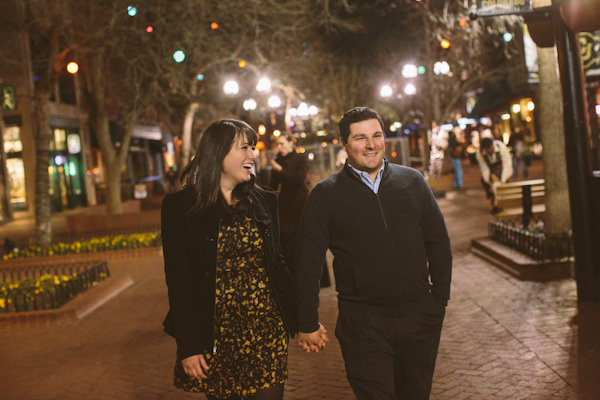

{"left": 277, "top": 138, "right": 294, "bottom": 156}
{"left": 221, "top": 134, "right": 256, "bottom": 187}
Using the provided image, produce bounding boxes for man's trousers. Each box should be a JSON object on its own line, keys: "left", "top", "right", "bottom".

{"left": 335, "top": 297, "right": 445, "bottom": 400}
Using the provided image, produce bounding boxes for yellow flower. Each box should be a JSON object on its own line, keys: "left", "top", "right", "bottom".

{"left": 0, "top": 298, "right": 5, "bottom": 308}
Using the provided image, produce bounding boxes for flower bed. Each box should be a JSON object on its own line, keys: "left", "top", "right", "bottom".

{"left": 0, "top": 261, "right": 109, "bottom": 313}
{"left": 2, "top": 232, "right": 161, "bottom": 261}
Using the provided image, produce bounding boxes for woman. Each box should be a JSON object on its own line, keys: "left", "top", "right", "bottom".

{"left": 161, "top": 119, "right": 297, "bottom": 400}
{"left": 269, "top": 132, "right": 309, "bottom": 275}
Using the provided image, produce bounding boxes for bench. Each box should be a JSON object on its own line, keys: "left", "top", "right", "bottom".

{"left": 495, "top": 179, "right": 545, "bottom": 223}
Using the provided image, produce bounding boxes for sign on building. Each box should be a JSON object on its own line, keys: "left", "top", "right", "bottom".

{"left": 476, "top": 0, "right": 533, "bottom": 16}
{"left": 2, "top": 86, "right": 16, "bottom": 111}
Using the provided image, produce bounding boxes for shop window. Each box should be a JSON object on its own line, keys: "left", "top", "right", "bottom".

{"left": 3, "top": 125, "right": 26, "bottom": 208}
{"left": 3, "top": 126, "right": 22, "bottom": 152}
{"left": 6, "top": 158, "right": 26, "bottom": 207}
{"left": 53, "top": 129, "right": 67, "bottom": 151}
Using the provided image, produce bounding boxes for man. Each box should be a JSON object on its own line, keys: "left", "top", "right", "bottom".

{"left": 447, "top": 127, "right": 465, "bottom": 190}
{"left": 294, "top": 107, "right": 452, "bottom": 399}
{"left": 476, "top": 135, "right": 513, "bottom": 214}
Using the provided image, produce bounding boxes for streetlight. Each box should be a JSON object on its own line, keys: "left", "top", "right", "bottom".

{"left": 308, "top": 105, "right": 318, "bottom": 116}
{"left": 433, "top": 61, "right": 450, "bottom": 75}
{"left": 268, "top": 95, "right": 281, "bottom": 108}
{"left": 401, "top": 64, "right": 418, "bottom": 78}
{"left": 173, "top": 50, "right": 186, "bottom": 63}
{"left": 223, "top": 80, "right": 239, "bottom": 95}
{"left": 380, "top": 84, "right": 393, "bottom": 98}
{"left": 66, "top": 62, "right": 79, "bottom": 74}
{"left": 297, "top": 102, "right": 309, "bottom": 117}
{"left": 243, "top": 98, "right": 257, "bottom": 111}
{"left": 256, "top": 77, "right": 271, "bottom": 92}
{"left": 404, "top": 83, "right": 417, "bottom": 96}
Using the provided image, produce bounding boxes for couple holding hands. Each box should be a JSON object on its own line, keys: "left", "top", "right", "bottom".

{"left": 161, "top": 107, "right": 452, "bottom": 400}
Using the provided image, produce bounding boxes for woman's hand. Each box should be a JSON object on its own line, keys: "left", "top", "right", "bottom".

{"left": 181, "top": 354, "right": 209, "bottom": 380}
{"left": 270, "top": 159, "right": 283, "bottom": 172}
{"left": 297, "top": 323, "right": 329, "bottom": 353}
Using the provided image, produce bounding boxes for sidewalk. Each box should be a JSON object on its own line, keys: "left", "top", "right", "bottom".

{"left": 0, "top": 159, "right": 598, "bottom": 399}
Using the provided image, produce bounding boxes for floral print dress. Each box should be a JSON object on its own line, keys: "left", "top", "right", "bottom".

{"left": 174, "top": 214, "right": 288, "bottom": 398}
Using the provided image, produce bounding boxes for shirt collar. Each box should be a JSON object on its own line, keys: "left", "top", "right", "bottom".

{"left": 348, "top": 161, "right": 385, "bottom": 183}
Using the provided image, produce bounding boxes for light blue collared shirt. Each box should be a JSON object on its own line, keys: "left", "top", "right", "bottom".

{"left": 348, "top": 161, "right": 385, "bottom": 194}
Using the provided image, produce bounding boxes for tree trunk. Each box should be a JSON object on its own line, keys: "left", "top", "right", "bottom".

{"left": 537, "top": 46, "right": 572, "bottom": 234}
{"left": 0, "top": 106, "right": 14, "bottom": 220}
{"left": 181, "top": 102, "right": 198, "bottom": 167}
{"left": 88, "top": 50, "right": 124, "bottom": 215}
{"left": 105, "top": 162, "right": 123, "bottom": 215}
{"left": 33, "top": 87, "right": 52, "bottom": 246}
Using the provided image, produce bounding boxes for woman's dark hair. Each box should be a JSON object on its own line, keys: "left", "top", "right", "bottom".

{"left": 279, "top": 131, "right": 295, "bottom": 143}
{"left": 179, "top": 119, "right": 258, "bottom": 214}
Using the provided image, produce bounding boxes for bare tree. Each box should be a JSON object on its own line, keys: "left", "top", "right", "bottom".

{"left": 23, "top": 0, "right": 72, "bottom": 245}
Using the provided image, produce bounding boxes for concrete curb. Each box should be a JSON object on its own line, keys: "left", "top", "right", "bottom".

{"left": 471, "top": 237, "right": 573, "bottom": 281}
{"left": 0, "top": 274, "right": 134, "bottom": 328}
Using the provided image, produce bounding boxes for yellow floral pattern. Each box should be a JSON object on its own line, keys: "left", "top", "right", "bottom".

{"left": 174, "top": 215, "right": 287, "bottom": 398}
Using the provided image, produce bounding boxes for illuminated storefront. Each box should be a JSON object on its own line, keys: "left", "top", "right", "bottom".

{"left": 3, "top": 125, "right": 26, "bottom": 209}
{"left": 49, "top": 128, "right": 86, "bottom": 212}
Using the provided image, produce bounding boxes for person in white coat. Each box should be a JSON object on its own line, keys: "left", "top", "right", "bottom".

{"left": 476, "top": 136, "right": 513, "bottom": 213}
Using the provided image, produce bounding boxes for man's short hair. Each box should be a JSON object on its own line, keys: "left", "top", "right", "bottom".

{"left": 339, "top": 107, "right": 384, "bottom": 143}
{"left": 480, "top": 137, "right": 494, "bottom": 151}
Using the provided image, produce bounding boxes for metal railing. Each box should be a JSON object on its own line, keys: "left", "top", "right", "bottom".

{"left": 0, "top": 261, "right": 110, "bottom": 313}
{"left": 488, "top": 221, "right": 572, "bottom": 261}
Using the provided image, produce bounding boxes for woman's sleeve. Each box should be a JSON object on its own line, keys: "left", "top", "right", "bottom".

{"left": 162, "top": 194, "right": 205, "bottom": 359}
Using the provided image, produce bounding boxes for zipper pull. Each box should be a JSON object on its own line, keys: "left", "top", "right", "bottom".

{"left": 212, "top": 345, "right": 217, "bottom": 355}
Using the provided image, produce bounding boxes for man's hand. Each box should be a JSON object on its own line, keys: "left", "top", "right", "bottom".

{"left": 297, "top": 323, "right": 329, "bottom": 353}
{"left": 181, "top": 354, "right": 209, "bottom": 380}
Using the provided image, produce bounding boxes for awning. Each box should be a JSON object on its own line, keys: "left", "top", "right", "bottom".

{"left": 468, "top": 80, "right": 532, "bottom": 118}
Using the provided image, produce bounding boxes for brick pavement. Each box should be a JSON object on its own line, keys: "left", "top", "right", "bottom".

{"left": 1, "top": 159, "right": 599, "bottom": 399}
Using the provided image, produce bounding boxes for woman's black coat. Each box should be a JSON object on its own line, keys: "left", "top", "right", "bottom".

{"left": 269, "top": 151, "right": 309, "bottom": 233}
{"left": 161, "top": 185, "right": 297, "bottom": 360}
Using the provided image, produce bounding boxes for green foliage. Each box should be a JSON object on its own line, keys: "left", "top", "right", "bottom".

{"left": 0, "top": 271, "right": 108, "bottom": 312}
{"left": 2, "top": 232, "right": 161, "bottom": 261}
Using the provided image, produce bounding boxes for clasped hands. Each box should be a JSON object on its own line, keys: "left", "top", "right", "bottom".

{"left": 296, "top": 322, "right": 329, "bottom": 353}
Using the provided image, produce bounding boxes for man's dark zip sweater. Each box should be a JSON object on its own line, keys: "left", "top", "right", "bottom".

{"left": 294, "top": 161, "right": 452, "bottom": 333}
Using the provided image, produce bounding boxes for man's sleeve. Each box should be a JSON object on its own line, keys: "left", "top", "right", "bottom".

{"left": 499, "top": 143, "right": 513, "bottom": 183}
{"left": 419, "top": 176, "right": 452, "bottom": 305}
{"left": 476, "top": 151, "right": 490, "bottom": 183}
{"left": 294, "top": 187, "right": 330, "bottom": 333}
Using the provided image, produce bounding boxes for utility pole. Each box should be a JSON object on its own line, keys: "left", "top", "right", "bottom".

{"left": 551, "top": 0, "right": 600, "bottom": 302}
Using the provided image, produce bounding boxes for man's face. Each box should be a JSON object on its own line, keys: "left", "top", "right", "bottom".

{"left": 342, "top": 118, "right": 385, "bottom": 175}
